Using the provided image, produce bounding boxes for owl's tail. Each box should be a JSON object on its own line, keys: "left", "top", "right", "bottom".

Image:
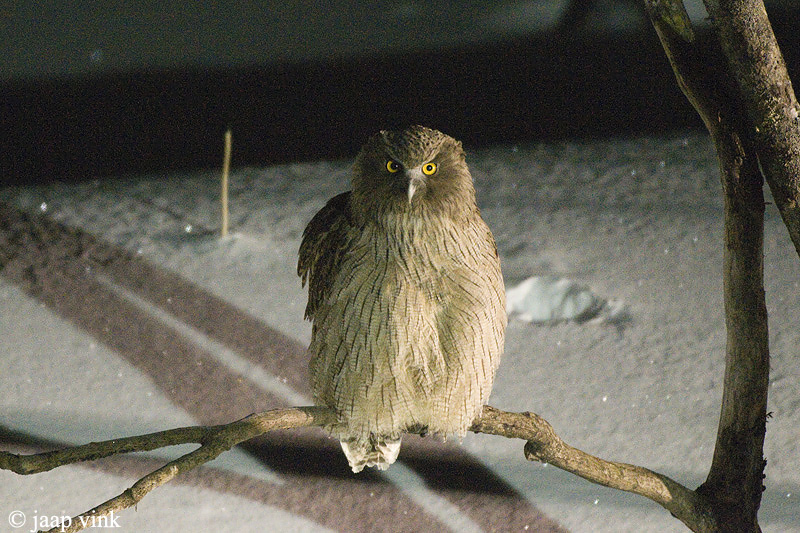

{"left": 340, "top": 435, "right": 401, "bottom": 473}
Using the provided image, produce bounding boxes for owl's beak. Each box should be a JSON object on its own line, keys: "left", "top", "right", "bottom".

{"left": 406, "top": 168, "right": 426, "bottom": 203}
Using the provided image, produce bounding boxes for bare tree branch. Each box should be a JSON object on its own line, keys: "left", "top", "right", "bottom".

{"left": 704, "top": 0, "right": 800, "bottom": 258}
{"left": 699, "top": 119, "right": 768, "bottom": 531}
{"left": 3, "top": 405, "right": 717, "bottom": 533}
{"left": 1, "top": 407, "right": 336, "bottom": 533}
{"left": 1, "top": 426, "right": 207, "bottom": 476}
{"left": 471, "top": 406, "right": 718, "bottom": 532}
{"left": 644, "top": 0, "right": 773, "bottom": 530}
{"left": 0, "top": 407, "right": 335, "bottom": 476}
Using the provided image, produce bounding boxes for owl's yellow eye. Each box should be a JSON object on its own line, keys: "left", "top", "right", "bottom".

{"left": 422, "top": 162, "right": 437, "bottom": 176}
{"left": 386, "top": 160, "right": 401, "bottom": 173}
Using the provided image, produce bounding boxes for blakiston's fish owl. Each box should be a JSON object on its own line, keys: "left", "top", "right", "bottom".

{"left": 298, "top": 126, "right": 506, "bottom": 472}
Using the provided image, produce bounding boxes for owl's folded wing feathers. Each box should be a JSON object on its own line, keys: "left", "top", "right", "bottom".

{"left": 297, "top": 191, "right": 355, "bottom": 320}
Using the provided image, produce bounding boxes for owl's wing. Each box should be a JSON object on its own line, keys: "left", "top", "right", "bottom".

{"left": 298, "top": 191, "right": 355, "bottom": 320}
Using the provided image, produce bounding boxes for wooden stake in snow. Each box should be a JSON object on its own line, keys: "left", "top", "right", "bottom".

{"left": 221, "top": 129, "right": 232, "bottom": 238}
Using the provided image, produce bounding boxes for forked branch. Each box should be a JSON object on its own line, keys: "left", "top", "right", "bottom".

{"left": 1, "top": 407, "right": 335, "bottom": 533}
{"left": 644, "top": 0, "right": 775, "bottom": 529}
{"left": 2, "top": 405, "right": 716, "bottom": 533}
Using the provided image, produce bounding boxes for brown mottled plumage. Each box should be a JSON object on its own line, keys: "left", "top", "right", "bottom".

{"left": 298, "top": 126, "right": 506, "bottom": 472}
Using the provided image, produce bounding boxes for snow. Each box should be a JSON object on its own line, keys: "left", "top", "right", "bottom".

{"left": 506, "top": 276, "right": 611, "bottom": 324}
{"left": 1, "top": 132, "right": 798, "bottom": 532}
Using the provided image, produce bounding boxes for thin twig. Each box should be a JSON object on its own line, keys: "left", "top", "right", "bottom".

{"left": 221, "top": 128, "right": 232, "bottom": 238}
{"left": 0, "top": 425, "right": 209, "bottom": 475}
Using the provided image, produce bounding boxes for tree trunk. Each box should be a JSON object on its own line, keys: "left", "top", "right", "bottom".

{"left": 644, "top": 0, "right": 775, "bottom": 530}
{"left": 697, "top": 122, "right": 769, "bottom": 533}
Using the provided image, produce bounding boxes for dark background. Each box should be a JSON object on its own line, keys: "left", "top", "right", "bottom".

{"left": 2, "top": 1, "right": 798, "bottom": 185}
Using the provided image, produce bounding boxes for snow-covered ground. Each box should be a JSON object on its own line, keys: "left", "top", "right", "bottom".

{"left": 1, "top": 132, "right": 798, "bottom": 532}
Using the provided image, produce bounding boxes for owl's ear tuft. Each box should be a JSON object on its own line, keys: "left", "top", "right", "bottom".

{"left": 454, "top": 140, "right": 466, "bottom": 160}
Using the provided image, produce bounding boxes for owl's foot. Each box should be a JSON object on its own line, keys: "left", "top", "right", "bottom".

{"left": 406, "top": 423, "right": 429, "bottom": 437}
{"left": 340, "top": 435, "right": 402, "bottom": 473}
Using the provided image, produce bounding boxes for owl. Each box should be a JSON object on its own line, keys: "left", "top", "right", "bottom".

{"left": 298, "top": 126, "right": 506, "bottom": 473}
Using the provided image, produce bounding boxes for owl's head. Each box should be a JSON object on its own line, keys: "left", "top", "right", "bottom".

{"left": 351, "top": 126, "right": 476, "bottom": 220}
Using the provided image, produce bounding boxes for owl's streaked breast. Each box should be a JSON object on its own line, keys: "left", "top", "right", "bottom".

{"left": 309, "top": 214, "right": 504, "bottom": 438}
